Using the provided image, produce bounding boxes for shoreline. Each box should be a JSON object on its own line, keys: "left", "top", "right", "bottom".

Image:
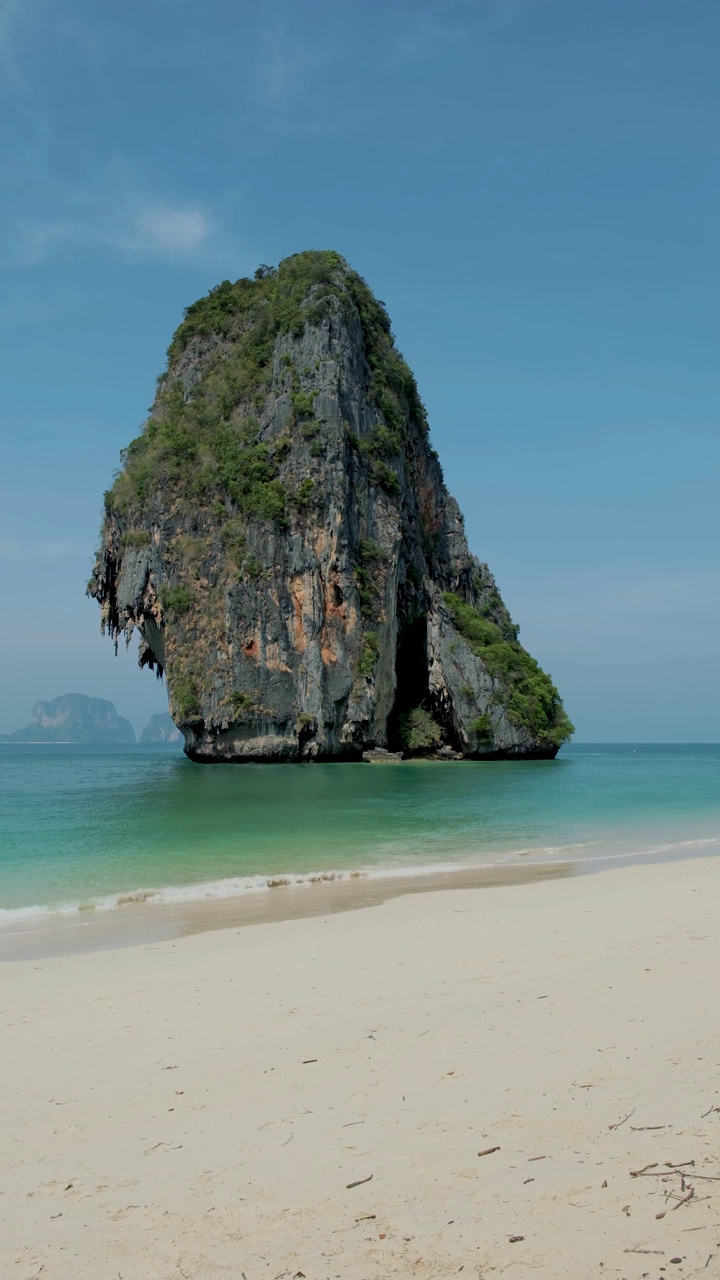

{"left": 3, "top": 853, "right": 720, "bottom": 1278}
{"left": 2, "top": 834, "right": 720, "bottom": 961}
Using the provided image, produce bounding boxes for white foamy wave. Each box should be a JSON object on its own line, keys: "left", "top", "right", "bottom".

{"left": 0, "top": 862, "right": 463, "bottom": 923}
{"left": 1, "top": 835, "right": 717, "bottom": 926}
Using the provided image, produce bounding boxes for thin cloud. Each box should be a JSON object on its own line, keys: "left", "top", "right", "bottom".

{"left": 11, "top": 189, "right": 215, "bottom": 266}
{"left": 0, "top": 0, "right": 111, "bottom": 84}
{"left": 0, "top": 0, "right": 23, "bottom": 81}
{"left": 385, "top": 18, "right": 465, "bottom": 69}
{"left": 254, "top": 19, "right": 332, "bottom": 107}
{"left": 120, "top": 205, "right": 214, "bottom": 255}
{"left": 384, "top": 0, "right": 541, "bottom": 68}
{"left": 0, "top": 537, "right": 85, "bottom": 561}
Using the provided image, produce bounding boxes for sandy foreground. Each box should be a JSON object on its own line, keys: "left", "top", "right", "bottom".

{"left": 2, "top": 857, "right": 720, "bottom": 1279}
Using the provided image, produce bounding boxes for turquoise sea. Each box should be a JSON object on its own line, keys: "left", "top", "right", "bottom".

{"left": 1, "top": 744, "right": 719, "bottom": 930}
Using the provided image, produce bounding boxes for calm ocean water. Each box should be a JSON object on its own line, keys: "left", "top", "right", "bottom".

{"left": 0, "top": 743, "right": 718, "bottom": 922}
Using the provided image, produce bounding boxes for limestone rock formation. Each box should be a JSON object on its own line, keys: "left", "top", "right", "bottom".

{"left": 89, "top": 251, "right": 573, "bottom": 762}
{"left": 1, "top": 694, "right": 135, "bottom": 744}
{"left": 140, "top": 711, "right": 183, "bottom": 745}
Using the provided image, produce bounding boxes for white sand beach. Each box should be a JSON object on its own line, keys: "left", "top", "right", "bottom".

{"left": 2, "top": 854, "right": 720, "bottom": 1279}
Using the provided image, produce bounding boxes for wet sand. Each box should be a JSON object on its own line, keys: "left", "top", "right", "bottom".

{"left": 0, "top": 860, "right": 573, "bottom": 961}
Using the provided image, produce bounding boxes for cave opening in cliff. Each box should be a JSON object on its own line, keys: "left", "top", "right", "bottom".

{"left": 387, "top": 614, "right": 431, "bottom": 750}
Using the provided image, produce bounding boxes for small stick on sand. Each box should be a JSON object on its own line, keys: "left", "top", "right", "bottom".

{"left": 666, "top": 1160, "right": 694, "bottom": 1169}
{"left": 609, "top": 1108, "right": 636, "bottom": 1130}
{"left": 672, "top": 1187, "right": 695, "bottom": 1210}
{"left": 528, "top": 1155, "right": 547, "bottom": 1162}
{"left": 624, "top": 1249, "right": 664, "bottom": 1255}
{"left": 630, "top": 1163, "right": 658, "bottom": 1176}
{"left": 630, "top": 1125, "right": 666, "bottom": 1131}
{"left": 477, "top": 1146, "right": 501, "bottom": 1157}
{"left": 346, "top": 1174, "right": 373, "bottom": 1189}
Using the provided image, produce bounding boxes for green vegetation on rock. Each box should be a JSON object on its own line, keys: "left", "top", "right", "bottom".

{"left": 159, "top": 585, "right": 193, "bottom": 614}
{"left": 120, "top": 529, "right": 152, "bottom": 549}
{"left": 356, "top": 539, "right": 386, "bottom": 616}
{"left": 443, "top": 593, "right": 574, "bottom": 747}
{"left": 228, "top": 690, "right": 257, "bottom": 717}
{"left": 358, "top": 632, "right": 379, "bottom": 677}
{"left": 368, "top": 458, "right": 400, "bottom": 496}
{"left": 398, "top": 706, "right": 443, "bottom": 752}
{"left": 470, "top": 713, "right": 493, "bottom": 743}
{"left": 172, "top": 675, "right": 201, "bottom": 721}
{"left": 294, "top": 477, "right": 314, "bottom": 509}
{"left": 104, "top": 251, "right": 425, "bottom": 533}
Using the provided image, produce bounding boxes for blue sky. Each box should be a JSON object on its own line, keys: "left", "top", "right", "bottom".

{"left": 1, "top": 0, "right": 718, "bottom": 740}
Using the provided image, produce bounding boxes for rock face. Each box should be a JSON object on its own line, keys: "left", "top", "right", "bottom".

{"left": 140, "top": 711, "right": 183, "bottom": 745}
{"left": 89, "top": 251, "right": 573, "bottom": 763}
{"left": 2, "top": 694, "right": 136, "bottom": 744}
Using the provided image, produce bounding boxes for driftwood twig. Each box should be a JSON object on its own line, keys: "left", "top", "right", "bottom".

{"left": 609, "top": 1108, "right": 636, "bottom": 1130}
{"left": 346, "top": 1174, "right": 373, "bottom": 1190}
{"left": 478, "top": 1146, "right": 501, "bottom": 1158}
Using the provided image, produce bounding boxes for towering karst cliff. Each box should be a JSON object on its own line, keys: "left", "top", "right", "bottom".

{"left": 89, "top": 251, "right": 573, "bottom": 762}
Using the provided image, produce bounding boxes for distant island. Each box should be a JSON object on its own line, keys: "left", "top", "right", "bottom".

{"left": 140, "top": 711, "right": 182, "bottom": 744}
{"left": 1, "top": 693, "right": 136, "bottom": 744}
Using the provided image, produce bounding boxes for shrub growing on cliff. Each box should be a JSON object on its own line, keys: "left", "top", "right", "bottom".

{"left": 120, "top": 529, "right": 151, "bottom": 548}
{"left": 470, "top": 713, "right": 493, "bottom": 743}
{"left": 294, "top": 477, "right": 314, "bottom": 509}
{"left": 443, "top": 593, "right": 573, "bottom": 747}
{"left": 160, "top": 585, "right": 192, "bottom": 614}
{"left": 173, "top": 675, "right": 201, "bottom": 720}
{"left": 292, "top": 390, "right": 315, "bottom": 418}
{"left": 356, "top": 539, "right": 385, "bottom": 616}
{"left": 228, "top": 690, "right": 256, "bottom": 718}
{"left": 358, "top": 632, "right": 379, "bottom": 677}
{"left": 358, "top": 423, "right": 403, "bottom": 460}
{"left": 220, "top": 518, "right": 246, "bottom": 562}
{"left": 369, "top": 459, "right": 400, "bottom": 496}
